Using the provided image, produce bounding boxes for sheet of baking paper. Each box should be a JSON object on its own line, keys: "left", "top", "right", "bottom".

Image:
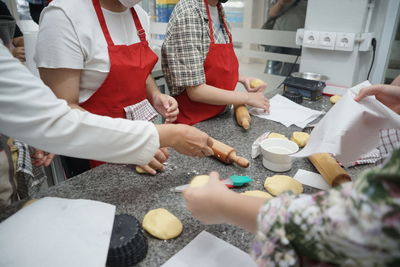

{"left": 162, "top": 231, "right": 257, "bottom": 267}
{"left": 249, "top": 94, "right": 324, "bottom": 128}
{"left": 293, "top": 81, "right": 400, "bottom": 166}
{"left": 0, "top": 197, "right": 115, "bottom": 267}
{"left": 294, "top": 169, "right": 331, "bottom": 191}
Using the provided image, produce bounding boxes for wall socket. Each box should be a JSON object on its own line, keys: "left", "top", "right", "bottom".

{"left": 303, "top": 30, "right": 320, "bottom": 48}
{"left": 335, "top": 32, "right": 355, "bottom": 51}
{"left": 319, "top": 32, "right": 336, "bottom": 50}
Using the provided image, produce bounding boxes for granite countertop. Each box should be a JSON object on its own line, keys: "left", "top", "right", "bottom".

{"left": 36, "top": 96, "right": 368, "bottom": 266}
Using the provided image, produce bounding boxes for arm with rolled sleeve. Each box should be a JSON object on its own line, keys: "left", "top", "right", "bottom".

{"left": 0, "top": 45, "right": 158, "bottom": 165}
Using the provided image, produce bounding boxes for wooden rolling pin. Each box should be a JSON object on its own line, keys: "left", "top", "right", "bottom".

{"left": 234, "top": 105, "right": 251, "bottom": 129}
{"left": 308, "top": 153, "right": 351, "bottom": 187}
{"left": 210, "top": 138, "right": 250, "bottom": 168}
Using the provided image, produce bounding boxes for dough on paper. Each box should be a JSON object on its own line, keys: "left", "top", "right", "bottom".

{"left": 142, "top": 208, "right": 183, "bottom": 240}
{"left": 291, "top": 132, "right": 310, "bottom": 148}
{"left": 241, "top": 190, "right": 273, "bottom": 199}
{"left": 190, "top": 175, "right": 210, "bottom": 188}
{"left": 268, "top": 132, "right": 288, "bottom": 139}
{"left": 330, "top": 95, "right": 342, "bottom": 104}
{"left": 264, "top": 175, "right": 303, "bottom": 196}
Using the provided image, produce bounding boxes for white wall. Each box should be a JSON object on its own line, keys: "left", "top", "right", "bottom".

{"left": 299, "top": 0, "right": 399, "bottom": 87}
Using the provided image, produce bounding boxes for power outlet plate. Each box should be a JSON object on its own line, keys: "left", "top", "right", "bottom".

{"left": 335, "top": 32, "right": 355, "bottom": 51}
{"left": 318, "top": 32, "right": 336, "bottom": 50}
{"left": 303, "top": 30, "right": 319, "bottom": 48}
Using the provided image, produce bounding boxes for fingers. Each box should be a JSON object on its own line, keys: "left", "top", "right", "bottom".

{"left": 354, "top": 85, "right": 382, "bottom": 102}
{"left": 160, "top": 147, "right": 170, "bottom": 159}
{"left": 148, "top": 157, "right": 165, "bottom": 172}
{"left": 31, "top": 150, "right": 54, "bottom": 167}
{"left": 164, "top": 97, "right": 179, "bottom": 123}
{"left": 43, "top": 153, "right": 55, "bottom": 167}
{"left": 208, "top": 171, "right": 220, "bottom": 183}
{"left": 154, "top": 148, "right": 169, "bottom": 163}
{"left": 139, "top": 164, "right": 157, "bottom": 175}
{"left": 202, "top": 137, "right": 214, "bottom": 156}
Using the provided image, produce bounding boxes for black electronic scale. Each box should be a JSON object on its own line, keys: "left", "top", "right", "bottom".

{"left": 282, "top": 76, "right": 326, "bottom": 101}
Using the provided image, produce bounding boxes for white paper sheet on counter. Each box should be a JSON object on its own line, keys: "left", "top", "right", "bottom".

{"left": 249, "top": 94, "right": 324, "bottom": 128}
{"left": 162, "top": 231, "right": 257, "bottom": 267}
{"left": 294, "top": 169, "right": 331, "bottom": 191}
{"left": 294, "top": 81, "right": 400, "bottom": 166}
{"left": 0, "top": 197, "right": 115, "bottom": 267}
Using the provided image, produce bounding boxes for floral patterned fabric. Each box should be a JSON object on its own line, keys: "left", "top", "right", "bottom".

{"left": 252, "top": 149, "right": 400, "bottom": 267}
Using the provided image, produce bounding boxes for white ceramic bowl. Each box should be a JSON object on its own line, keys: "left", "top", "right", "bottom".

{"left": 260, "top": 138, "right": 299, "bottom": 172}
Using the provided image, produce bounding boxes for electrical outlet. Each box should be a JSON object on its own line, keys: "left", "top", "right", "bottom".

{"left": 335, "top": 32, "right": 355, "bottom": 51}
{"left": 303, "top": 30, "right": 319, "bottom": 48}
{"left": 318, "top": 32, "right": 336, "bottom": 50}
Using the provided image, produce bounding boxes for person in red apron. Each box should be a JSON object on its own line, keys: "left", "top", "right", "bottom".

{"left": 36, "top": 0, "right": 178, "bottom": 176}
{"left": 162, "top": 0, "right": 270, "bottom": 126}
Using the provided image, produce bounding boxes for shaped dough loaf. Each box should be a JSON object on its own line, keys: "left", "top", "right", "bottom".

{"left": 142, "top": 208, "right": 183, "bottom": 240}
{"left": 190, "top": 175, "right": 210, "bottom": 188}
{"left": 264, "top": 175, "right": 303, "bottom": 196}
{"left": 268, "top": 132, "right": 288, "bottom": 139}
{"left": 290, "top": 132, "right": 310, "bottom": 148}
{"left": 241, "top": 190, "right": 273, "bottom": 200}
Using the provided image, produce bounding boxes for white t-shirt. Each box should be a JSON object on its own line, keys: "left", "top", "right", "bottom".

{"left": 34, "top": 0, "right": 151, "bottom": 103}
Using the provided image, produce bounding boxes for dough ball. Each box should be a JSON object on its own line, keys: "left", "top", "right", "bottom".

{"left": 142, "top": 208, "right": 183, "bottom": 240}
{"left": 330, "top": 95, "right": 342, "bottom": 104}
{"left": 264, "top": 175, "right": 303, "bottom": 196}
{"left": 241, "top": 190, "right": 273, "bottom": 200}
{"left": 290, "top": 132, "right": 310, "bottom": 148}
{"left": 268, "top": 132, "right": 288, "bottom": 139}
{"left": 190, "top": 175, "right": 210, "bottom": 188}
{"left": 135, "top": 166, "right": 147, "bottom": 174}
{"left": 250, "top": 79, "right": 265, "bottom": 88}
{"left": 23, "top": 199, "right": 37, "bottom": 208}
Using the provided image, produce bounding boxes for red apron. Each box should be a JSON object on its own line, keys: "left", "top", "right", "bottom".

{"left": 174, "top": 0, "right": 239, "bottom": 125}
{"left": 81, "top": 0, "right": 158, "bottom": 168}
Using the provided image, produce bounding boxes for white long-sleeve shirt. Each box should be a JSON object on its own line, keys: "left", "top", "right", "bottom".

{"left": 0, "top": 45, "right": 159, "bottom": 165}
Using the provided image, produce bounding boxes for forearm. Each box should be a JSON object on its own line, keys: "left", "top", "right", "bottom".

{"left": 146, "top": 75, "right": 161, "bottom": 104}
{"left": 187, "top": 84, "right": 248, "bottom": 106}
{"left": 219, "top": 191, "right": 266, "bottom": 233}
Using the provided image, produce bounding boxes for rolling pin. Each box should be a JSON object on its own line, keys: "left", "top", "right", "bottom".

{"left": 210, "top": 138, "right": 250, "bottom": 168}
{"left": 234, "top": 105, "right": 251, "bottom": 130}
{"left": 308, "top": 153, "right": 351, "bottom": 187}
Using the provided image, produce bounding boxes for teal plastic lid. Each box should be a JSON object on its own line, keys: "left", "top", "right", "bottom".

{"left": 229, "top": 175, "right": 253, "bottom": 186}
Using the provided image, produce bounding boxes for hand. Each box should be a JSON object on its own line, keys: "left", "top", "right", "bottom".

{"left": 12, "top": 46, "right": 25, "bottom": 62}
{"left": 138, "top": 148, "right": 169, "bottom": 175}
{"left": 183, "top": 172, "right": 232, "bottom": 224}
{"left": 246, "top": 92, "right": 270, "bottom": 112}
{"left": 31, "top": 149, "right": 55, "bottom": 167}
{"left": 172, "top": 125, "right": 214, "bottom": 157}
{"left": 152, "top": 93, "right": 179, "bottom": 123}
{"left": 354, "top": 84, "right": 400, "bottom": 114}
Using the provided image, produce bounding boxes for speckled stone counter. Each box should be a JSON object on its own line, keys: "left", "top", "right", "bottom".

{"left": 35, "top": 96, "right": 368, "bottom": 266}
